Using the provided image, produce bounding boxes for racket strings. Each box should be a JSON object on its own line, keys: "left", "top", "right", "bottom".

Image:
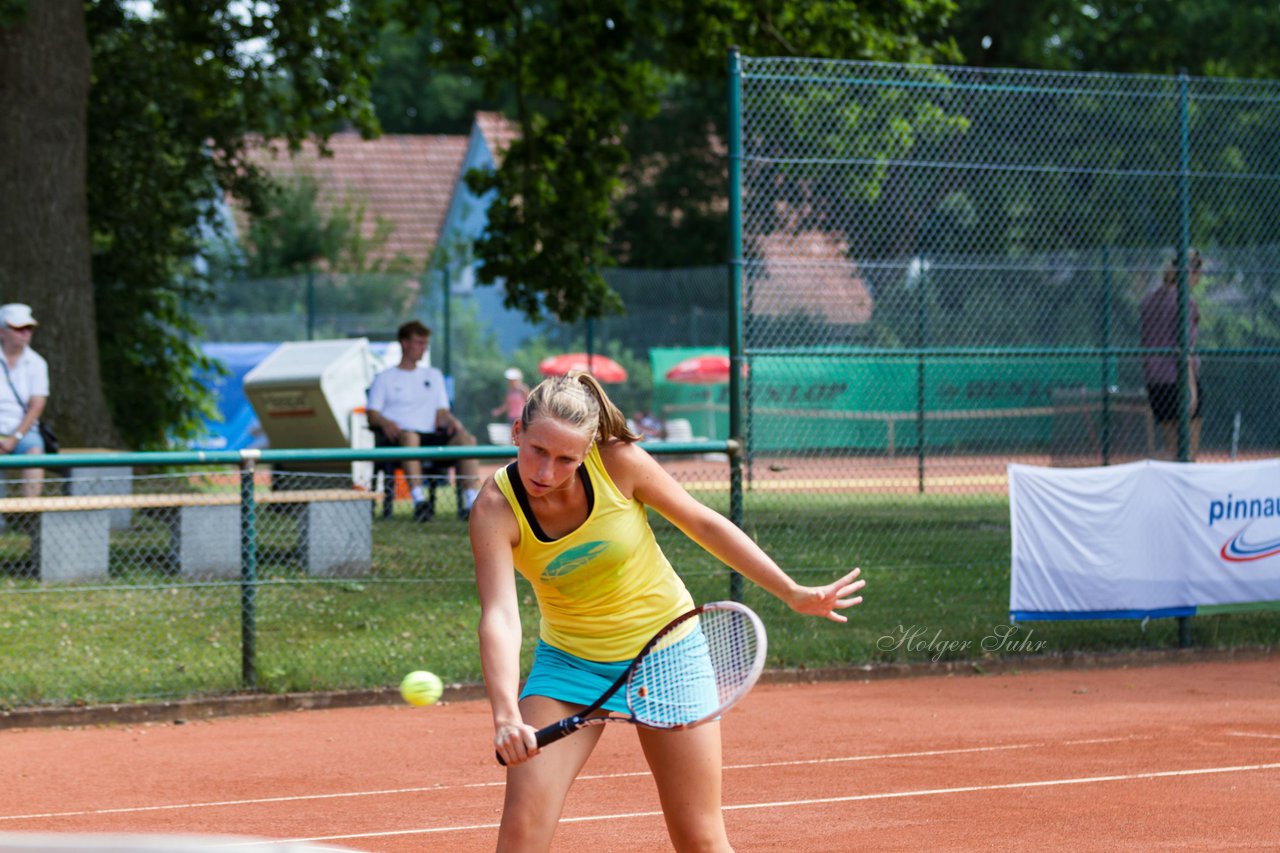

{"left": 627, "top": 608, "right": 762, "bottom": 728}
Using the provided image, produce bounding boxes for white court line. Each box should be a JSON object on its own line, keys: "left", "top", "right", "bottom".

{"left": 1228, "top": 731, "right": 1280, "bottom": 740}
{"left": 0, "top": 739, "right": 1110, "bottom": 823}
{"left": 723, "top": 736, "right": 1133, "bottom": 771}
{"left": 241, "top": 761, "right": 1280, "bottom": 846}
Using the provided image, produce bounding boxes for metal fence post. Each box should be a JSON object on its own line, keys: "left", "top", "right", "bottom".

{"left": 1176, "top": 70, "right": 1195, "bottom": 648}
{"left": 728, "top": 45, "right": 745, "bottom": 602}
{"left": 1101, "top": 245, "right": 1114, "bottom": 465}
{"left": 916, "top": 260, "right": 929, "bottom": 494}
{"left": 442, "top": 265, "right": 452, "bottom": 377}
{"left": 239, "top": 451, "right": 260, "bottom": 689}
{"left": 1176, "top": 69, "right": 1193, "bottom": 466}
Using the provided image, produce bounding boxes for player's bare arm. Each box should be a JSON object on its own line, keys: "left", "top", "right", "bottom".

{"left": 469, "top": 479, "right": 538, "bottom": 763}
{"left": 603, "top": 440, "right": 864, "bottom": 621}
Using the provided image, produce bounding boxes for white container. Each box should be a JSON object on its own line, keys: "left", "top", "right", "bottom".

{"left": 244, "top": 338, "right": 380, "bottom": 450}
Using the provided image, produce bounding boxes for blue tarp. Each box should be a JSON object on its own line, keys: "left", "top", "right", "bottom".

{"left": 191, "top": 343, "right": 280, "bottom": 450}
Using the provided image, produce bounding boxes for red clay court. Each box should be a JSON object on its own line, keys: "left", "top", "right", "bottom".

{"left": 4, "top": 655, "right": 1278, "bottom": 851}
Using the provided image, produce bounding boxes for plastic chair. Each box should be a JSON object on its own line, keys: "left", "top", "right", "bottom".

{"left": 369, "top": 426, "right": 461, "bottom": 521}
{"left": 487, "top": 422, "right": 514, "bottom": 445}
{"left": 663, "top": 418, "right": 695, "bottom": 442}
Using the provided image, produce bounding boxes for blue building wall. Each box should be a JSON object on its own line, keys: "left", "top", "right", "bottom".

{"left": 435, "top": 123, "right": 538, "bottom": 357}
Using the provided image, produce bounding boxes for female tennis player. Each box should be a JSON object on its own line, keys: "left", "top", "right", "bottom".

{"left": 470, "top": 370, "right": 864, "bottom": 851}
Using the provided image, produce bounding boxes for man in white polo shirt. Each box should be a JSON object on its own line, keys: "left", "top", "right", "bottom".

{"left": 0, "top": 303, "right": 49, "bottom": 497}
{"left": 367, "top": 320, "right": 479, "bottom": 520}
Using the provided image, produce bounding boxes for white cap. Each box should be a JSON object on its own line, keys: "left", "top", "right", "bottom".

{"left": 504, "top": 367, "right": 523, "bottom": 381}
{"left": 0, "top": 303, "right": 37, "bottom": 328}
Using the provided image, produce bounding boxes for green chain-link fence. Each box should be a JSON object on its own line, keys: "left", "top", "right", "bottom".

{"left": 0, "top": 447, "right": 737, "bottom": 709}
{"left": 730, "top": 53, "right": 1280, "bottom": 656}
{"left": 7, "top": 57, "right": 1280, "bottom": 713}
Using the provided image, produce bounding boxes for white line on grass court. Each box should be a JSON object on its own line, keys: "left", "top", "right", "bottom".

{"left": 0, "top": 738, "right": 1125, "bottom": 823}
{"left": 245, "top": 761, "right": 1280, "bottom": 847}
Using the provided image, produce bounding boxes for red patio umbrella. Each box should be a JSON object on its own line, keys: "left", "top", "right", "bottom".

{"left": 538, "top": 352, "right": 628, "bottom": 383}
{"left": 664, "top": 354, "right": 744, "bottom": 385}
{"left": 664, "top": 355, "right": 744, "bottom": 438}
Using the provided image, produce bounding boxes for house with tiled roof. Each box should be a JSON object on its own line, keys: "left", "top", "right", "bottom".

{"left": 244, "top": 132, "right": 466, "bottom": 269}
{"left": 245, "top": 112, "right": 518, "bottom": 273}
{"left": 241, "top": 112, "right": 535, "bottom": 353}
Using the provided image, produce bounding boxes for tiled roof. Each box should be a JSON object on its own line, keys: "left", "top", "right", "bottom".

{"left": 754, "top": 229, "right": 873, "bottom": 325}
{"left": 474, "top": 112, "right": 519, "bottom": 163}
{"left": 247, "top": 132, "right": 469, "bottom": 267}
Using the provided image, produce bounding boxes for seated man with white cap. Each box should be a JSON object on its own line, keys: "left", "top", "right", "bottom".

{"left": 0, "top": 303, "right": 49, "bottom": 497}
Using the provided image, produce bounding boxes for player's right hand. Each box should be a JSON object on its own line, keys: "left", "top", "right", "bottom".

{"left": 494, "top": 721, "right": 539, "bottom": 766}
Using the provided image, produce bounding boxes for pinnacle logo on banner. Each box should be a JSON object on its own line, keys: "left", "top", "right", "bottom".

{"left": 1009, "top": 459, "right": 1280, "bottom": 621}
{"left": 1208, "top": 493, "right": 1280, "bottom": 562}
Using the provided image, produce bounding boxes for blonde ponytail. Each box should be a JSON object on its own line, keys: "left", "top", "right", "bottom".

{"left": 522, "top": 370, "right": 641, "bottom": 443}
{"left": 574, "top": 371, "right": 641, "bottom": 443}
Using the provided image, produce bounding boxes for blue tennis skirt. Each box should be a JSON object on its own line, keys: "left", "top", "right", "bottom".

{"left": 521, "top": 629, "right": 719, "bottom": 722}
{"left": 521, "top": 641, "right": 632, "bottom": 713}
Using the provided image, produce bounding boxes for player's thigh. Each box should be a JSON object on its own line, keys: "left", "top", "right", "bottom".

{"left": 637, "top": 722, "right": 729, "bottom": 847}
{"left": 502, "top": 695, "right": 604, "bottom": 813}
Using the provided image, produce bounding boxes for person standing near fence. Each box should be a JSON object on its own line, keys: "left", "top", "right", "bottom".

{"left": 1140, "top": 250, "right": 1203, "bottom": 460}
{"left": 491, "top": 367, "right": 529, "bottom": 424}
{"left": 0, "top": 304, "right": 49, "bottom": 497}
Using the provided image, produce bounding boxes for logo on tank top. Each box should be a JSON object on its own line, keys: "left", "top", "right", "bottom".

{"left": 544, "top": 541, "right": 610, "bottom": 578}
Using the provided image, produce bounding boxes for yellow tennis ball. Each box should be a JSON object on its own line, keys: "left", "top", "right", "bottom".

{"left": 400, "top": 670, "right": 443, "bottom": 706}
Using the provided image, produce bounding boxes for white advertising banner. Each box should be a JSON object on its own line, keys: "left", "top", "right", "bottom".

{"left": 1009, "top": 459, "right": 1280, "bottom": 620}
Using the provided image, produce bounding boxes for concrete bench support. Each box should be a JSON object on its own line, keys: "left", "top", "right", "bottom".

{"left": 174, "top": 504, "right": 241, "bottom": 579}
{"left": 298, "top": 499, "right": 372, "bottom": 577}
{"left": 67, "top": 464, "right": 134, "bottom": 531}
{"left": 2, "top": 489, "right": 375, "bottom": 583}
{"left": 3, "top": 489, "right": 373, "bottom": 581}
{"left": 29, "top": 511, "right": 111, "bottom": 583}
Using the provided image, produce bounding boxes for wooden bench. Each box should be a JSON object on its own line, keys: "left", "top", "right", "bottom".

{"left": 0, "top": 489, "right": 377, "bottom": 583}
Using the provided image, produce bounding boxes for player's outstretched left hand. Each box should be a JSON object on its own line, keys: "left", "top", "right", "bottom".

{"left": 789, "top": 567, "right": 865, "bottom": 623}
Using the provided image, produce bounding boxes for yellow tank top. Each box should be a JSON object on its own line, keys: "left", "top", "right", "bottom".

{"left": 495, "top": 443, "right": 694, "bottom": 661}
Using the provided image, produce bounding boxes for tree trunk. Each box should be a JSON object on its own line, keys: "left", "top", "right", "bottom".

{"left": 0, "top": 1, "right": 122, "bottom": 449}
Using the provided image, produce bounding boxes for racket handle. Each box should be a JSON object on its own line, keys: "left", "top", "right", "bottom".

{"left": 495, "top": 715, "right": 584, "bottom": 766}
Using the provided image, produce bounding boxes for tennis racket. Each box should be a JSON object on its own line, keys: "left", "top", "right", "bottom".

{"left": 496, "top": 600, "right": 766, "bottom": 765}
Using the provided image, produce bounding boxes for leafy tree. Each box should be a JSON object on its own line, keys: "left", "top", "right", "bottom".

{"left": 1, "top": 1, "right": 106, "bottom": 446}
{"left": 425, "top": 0, "right": 960, "bottom": 324}
{"left": 2, "top": 1, "right": 391, "bottom": 448}
{"left": 609, "top": 77, "right": 730, "bottom": 268}
{"left": 368, "top": 11, "right": 503, "bottom": 135}
{"left": 948, "top": 1, "right": 1280, "bottom": 78}
{"left": 4, "top": 0, "right": 967, "bottom": 446}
